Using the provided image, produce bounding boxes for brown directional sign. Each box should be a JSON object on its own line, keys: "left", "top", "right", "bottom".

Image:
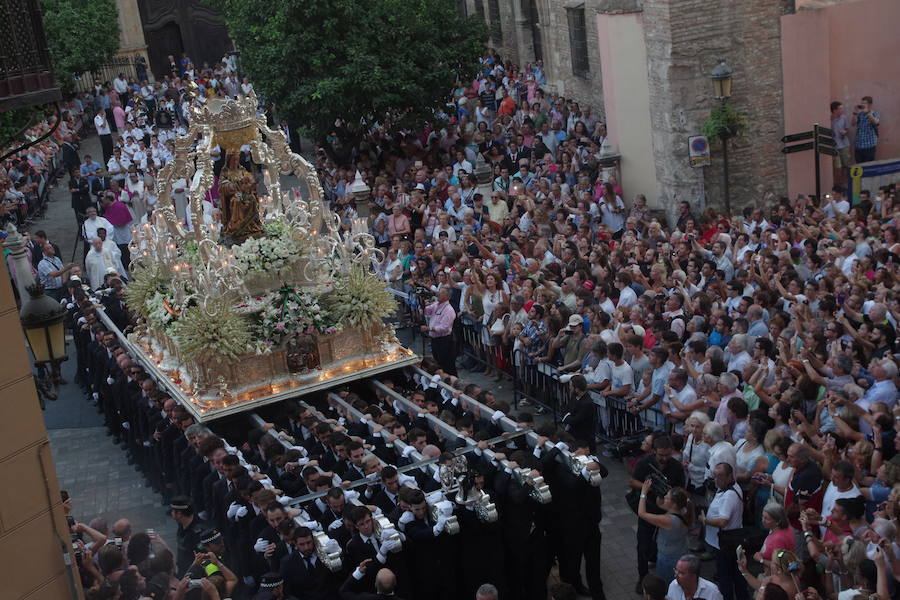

{"left": 781, "top": 131, "right": 813, "bottom": 144}
{"left": 782, "top": 142, "right": 814, "bottom": 154}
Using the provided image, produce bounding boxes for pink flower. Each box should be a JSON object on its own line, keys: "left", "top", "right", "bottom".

{"left": 274, "top": 322, "right": 286, "bottom": 331}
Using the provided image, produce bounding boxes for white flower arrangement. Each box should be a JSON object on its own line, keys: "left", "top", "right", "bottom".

{"left": 232, "top": 234, "right": 300, "bottom": 274}
{"left": 145, "top": 291, "right": 176, "bottom": 330}
{"left": 257, "top": 287, "right": 338, "bottom": 347}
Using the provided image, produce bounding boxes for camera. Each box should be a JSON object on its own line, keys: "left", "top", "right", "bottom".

{"left": 647, "top": 460, "right": 673, "bottom": 497}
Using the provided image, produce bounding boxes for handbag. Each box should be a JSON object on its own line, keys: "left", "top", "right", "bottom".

{"left": 489, "top": 313, "right": 510, "bottom": 335}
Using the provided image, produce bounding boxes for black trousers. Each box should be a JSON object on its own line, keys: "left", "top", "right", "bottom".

{"left": 430, "top": 334, "right": 457, "bottom": 375}
{"left": 99, "top": 134, "right": 114, "bottom": 165}
{"left": 636, "top": 515, "right": 658, "bottom": 579}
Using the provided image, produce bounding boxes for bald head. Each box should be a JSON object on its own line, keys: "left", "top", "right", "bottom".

{"left": 112, "top": 518, "right": 131, "bottom": 540}
{"left": 374, "top": 568, "right": 396, "bottom": 593}
{"left": 422, "top": 444, "right": 441, "bottom": 459}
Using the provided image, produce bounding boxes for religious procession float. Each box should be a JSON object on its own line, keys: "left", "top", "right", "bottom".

{"left": 118, "top": 92, "right": 418, "bottom": 421}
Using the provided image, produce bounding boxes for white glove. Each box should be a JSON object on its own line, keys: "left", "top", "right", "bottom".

{"left": 432, "top": 516, "right": 447, "bottom": 536}
{"left": 401, "top": 445, "right": 416, "bottom": 458}
{"left": 301, "top": 520, "right": 321, "bottom": 531}
{"left": 440, "top": 388, "right": 451, "bottom": 401}
{"left": 555, "top": 441, "right": 570, "bottom": 452}
{"left": 289, "top": 445, "right": 309, "bottom": 457}
{"left": 92, "top": 392, "right": 99, "bottom": 400}
{"left": 533, "top": 446, "right": 542, "bottom": 458}
{"left": 106, "top": 377, "right": 115, "bottom": 385}
{"left": 253, "top": 538, "right": 269, "bottom": 553}
{"left": 398, "top": 473, "right": 418, "bottom": 488}
{"left": 398, "top": 511, "right": 415, "bottom": 527}
{"left": 352, "top": 566, "right": 365, "bottom": 579}
{"left": 276, "top": 495, "right": 292, "bottom": 505}
{"left": 121, "top": 421, "right": 130, "bottom": 430}
{"left": 382, "top": 537, "right": 401, "bottom": 553}
{"left": 235, "top": 505, "right": 248, "bottom": 518}
{"left": 328, "top": 519, "right": 343, "bottom": 531}
{"left": 436, "top": 500, "right": 454, "bottom": 517}
{"left": 227, "top": 502, "right": 241, "bottom": 520}
{"left": 491, "top": 410, "right": 505, "bottom": 421}
{"left": 66, "top": 302, "right": 75, "bottom": 310}
{"left": 344, "top": 489, "right": 360, "bottom": 502}
{"left": 451, "top": 397, "right": 459, "bottom": 407}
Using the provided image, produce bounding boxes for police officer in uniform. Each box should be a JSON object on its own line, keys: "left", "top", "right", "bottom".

{"left": 169, "top": 495, "right": 210, "bottom": 576}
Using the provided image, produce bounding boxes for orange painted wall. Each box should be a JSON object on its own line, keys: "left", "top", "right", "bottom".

{"left": 781, "top": 0, "right": 900, "bottom": 197}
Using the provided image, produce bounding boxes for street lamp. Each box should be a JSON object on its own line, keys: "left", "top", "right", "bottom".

{"left": 20, "top": 282, "right": 67, "bottom": 364}
{"left": 349, "top": 170, "right": 372, "bottom": 219}
{"left": 709, "top": 59, "right": 734, "bottom": 212}
{"left": 710, "top": 60, "right": 733, "bottom": 102}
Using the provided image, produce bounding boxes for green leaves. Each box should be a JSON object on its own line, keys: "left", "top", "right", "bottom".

{"left": 42, "top": 0, "right": 119, "bottom": 90}
{"left": 702, "top": 105, "right": 748, "bottom": 141}
{"left": 211, "top": 0, "right": 488, "bottom": 142}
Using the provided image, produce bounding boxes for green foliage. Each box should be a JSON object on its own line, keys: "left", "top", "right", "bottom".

{"left": 323, "top": 266, "right": 396, "bottom": 329}
{"left": 0, "top": 106, "right": 42, "bottom": 148}
{"left": 172, "top": 301, "right": 252, "bottom": 361}
{"left": 211, "top": 0, "right": 488, "bottom": 141}
{"left": 702, "top": 105, "right": 747, "bottom": 141}
{"left": 125, "top": 264, "right": 171, "bottom": 319}
{"left": 42, "top": 0, "right": 120, "bottom": 89}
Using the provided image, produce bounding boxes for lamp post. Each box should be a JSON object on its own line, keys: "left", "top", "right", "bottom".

{"left": 709, "top": 59, "right": 734, "bottom": 212}
{"left": 3, "top": 224, "right": 67, "bottom": 405}
{"left": 349, "top": 170, "right": 372, "bottom": 219}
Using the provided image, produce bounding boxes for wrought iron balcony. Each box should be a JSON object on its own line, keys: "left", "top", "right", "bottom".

{"left": 0, "top": 0, "right": 61, "bottom": 111}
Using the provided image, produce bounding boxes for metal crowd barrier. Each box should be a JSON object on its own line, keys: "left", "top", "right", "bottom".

{"left": 456, "top": 315, "right": 513, "bottom": 379}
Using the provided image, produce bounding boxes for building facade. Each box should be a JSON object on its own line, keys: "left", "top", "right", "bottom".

{"left": 464, "top": 0, "right": 795, "bottom": 218}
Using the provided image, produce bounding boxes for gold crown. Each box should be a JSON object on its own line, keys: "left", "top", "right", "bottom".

{"left": 189, "top": 90, "right": 259, "bottom": 132}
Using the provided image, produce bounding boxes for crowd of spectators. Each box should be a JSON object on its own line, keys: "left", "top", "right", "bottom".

{"left": 23, "top": 49, "right": 900, "bottom": 600}
{"left": 304, "top": 53, "right": 900, "bottom": 600}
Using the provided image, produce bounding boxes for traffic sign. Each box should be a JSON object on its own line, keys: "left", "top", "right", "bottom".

{"left": 817, "top": 146, "right": 838, "bottom": 157}
{"left": 781, "top": 142, "right": 814, "bottom": 154}
{"left": 817, "top": 126, "right": 834, "bottom": 137}
{"left": 781, "top": 131, "right": 813, "bottom": 144}
{"left": 817, "top": 135, "right": 835, "bottom": 147}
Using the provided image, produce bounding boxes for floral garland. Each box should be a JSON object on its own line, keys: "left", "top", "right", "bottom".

{"left": 255, "top": 286, "right": 338, "bottom": 348}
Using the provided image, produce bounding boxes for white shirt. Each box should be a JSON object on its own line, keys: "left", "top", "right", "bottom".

{"left": 585, "top": 358, "right": 612, "bottom": 386}
{"left": 727, "top": 351, "right": 751, "bottom": 373}
{"left": 94, "top": 114, "right": 111, "bottom": 136}
{"left": 668, "top": 577, "right": 724, "bottom": 600}
{"left": 113, "top": 77, "right": 129, "bottom": 94}
{"left": 705, "top": 483, "right": 743, "bottom": 548}
{"left": 617, "top": 285, "right": 638, "bottom": 308}
{"left": 706, "top": 440, "right": 736, "bottom": 479}
{"left": 821, "top": 483, "right": 861, "bottom": 534}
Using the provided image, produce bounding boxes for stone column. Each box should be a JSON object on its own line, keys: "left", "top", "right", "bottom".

{"left": 116, "top": 0, "right": 153, "bottom": 81}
